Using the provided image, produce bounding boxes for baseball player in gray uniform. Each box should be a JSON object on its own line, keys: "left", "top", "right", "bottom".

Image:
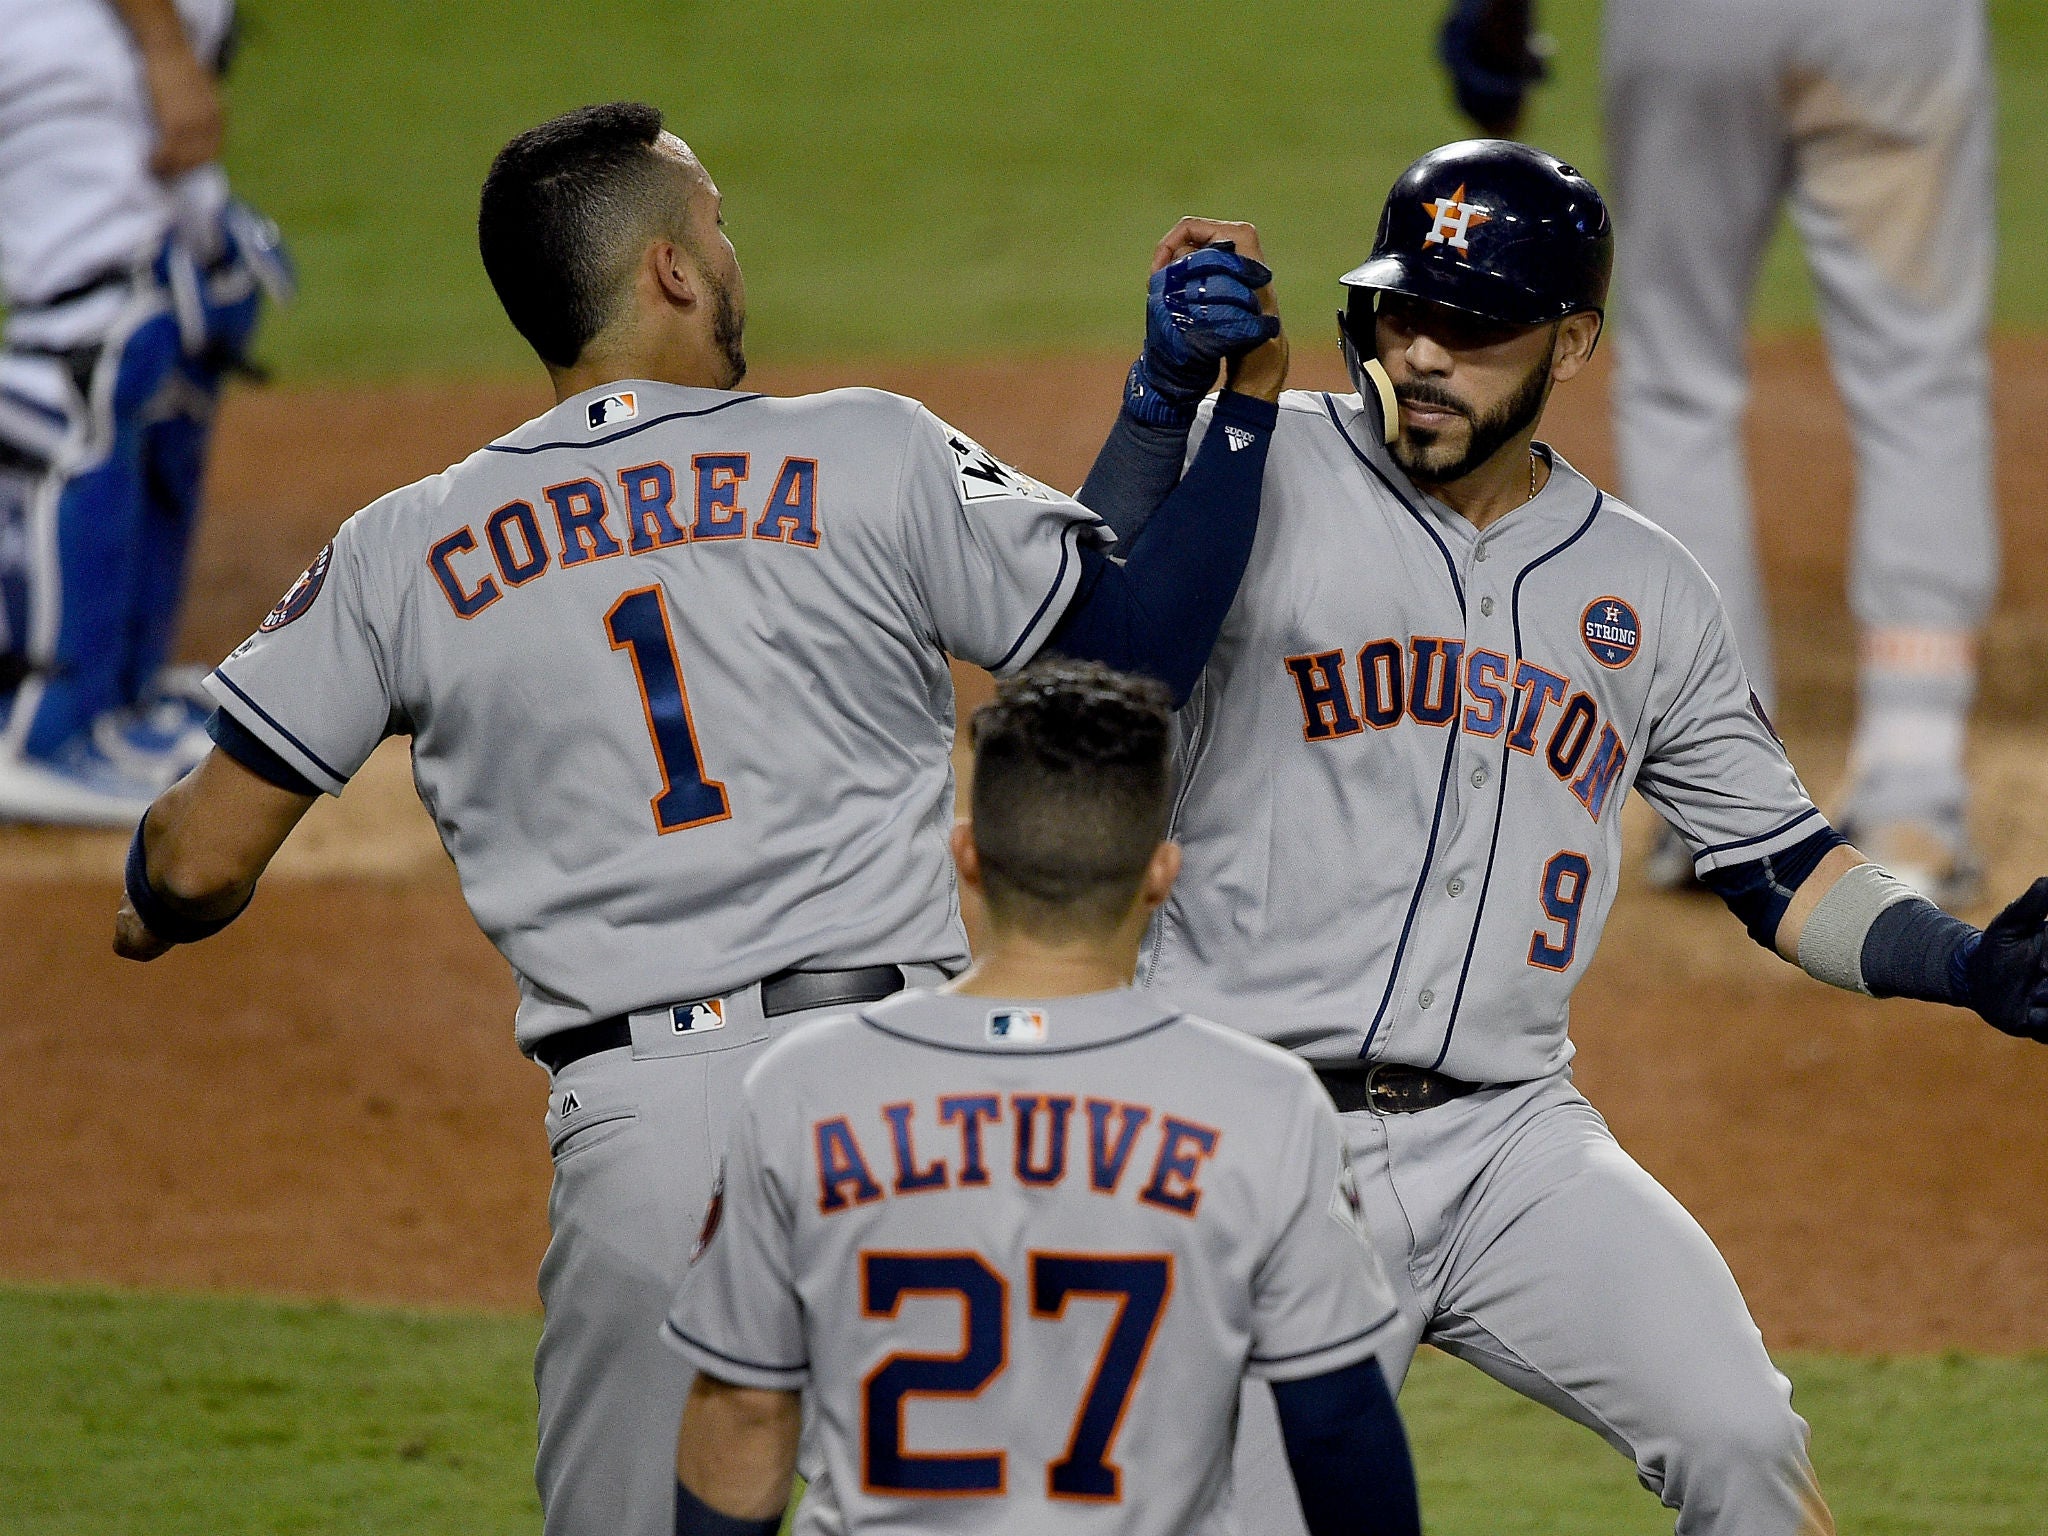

{"left": 1443, "top": 0, "right": 1999, "bottom": 903}
{"left": 109, "top": 105, "right": 1290, "bottom": 1536}
{"left": 1080, "top": 141, "right": 2048, "bottom": 1534}
{"left": 666, "top": 661, "right": 1421, "bottom": 1536}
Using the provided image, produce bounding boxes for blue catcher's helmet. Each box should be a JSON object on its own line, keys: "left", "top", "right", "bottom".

{"left": 1340, "top": 139, "right": 1612, "bottom": 327}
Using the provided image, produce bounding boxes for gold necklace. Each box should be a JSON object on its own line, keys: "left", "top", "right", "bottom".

{"left": 1529, "top": 449, "right": 1540, "bottom": 503}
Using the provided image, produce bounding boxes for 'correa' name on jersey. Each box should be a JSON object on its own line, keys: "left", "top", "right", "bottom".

{"left": 426, "top": 454, "right": 821, "bottom": 620}
{"left": 814, "top": 1093, "right": 1221, "bottom": 1217}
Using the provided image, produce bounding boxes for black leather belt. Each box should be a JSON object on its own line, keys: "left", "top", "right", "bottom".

{"left": 1316, "top": 1062, "right": 1483, "bottom": 1115}
{"left": 530, "top": 964, "right": 907, "bottom": 1075}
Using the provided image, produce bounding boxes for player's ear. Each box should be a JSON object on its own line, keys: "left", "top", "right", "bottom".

{"left": 650, "top": 239, "right": 699, "bottom": 311}
{"left": 1551, "top": 312, "right": 1602, "bottom": 382}
{"left": 949, "top": 819, "right": 984, "bottom": 894}
{"left": 1138, "top": 841, "right": 1181, "bottom": 912}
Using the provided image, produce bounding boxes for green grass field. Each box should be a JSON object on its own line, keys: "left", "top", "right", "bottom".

{"left": 219, "top": 0, "right": 2048, "bottom": 377}
{"left": 7, "top": 1285, "right": 2046, "bottom": 1534}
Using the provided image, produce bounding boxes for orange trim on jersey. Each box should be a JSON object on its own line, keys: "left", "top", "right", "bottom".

{"left": 1011, "top": 1094, "right": 1073, "bottom": 1187}
{"left": 692, "top": 453, "right": 751, "bottom": 541}
{"left": 752, "top": 456, "right": 822, "bottom": 547}
{"left": 859, "top": 1250, "right": 1009, "bottom": 1499}
{"left": 882, "top": 1101, "right": 951, "bottom": 1195}
{"left": 1407, "top": 636, "right": 1465, "bottom": 727}
{"left": 543, "top": 476, "right": 626, "bottom": 565}
{"left": 603, "top": 584, "right": 734, "bottom": 836}
{"left": 1544, "top": 691, "right": 1599, "bottom": 781}
{"left": 426, "top": 526, "right": 500, "bottom": 620}
{"left": 617, "top": 460, "right": 689, "bottom": 553}
{"left": 1029, "top": 1250, "right": 1176, "bottom": 1505}
{"left": 1282, "top": 650, "right": 1364, "bottom": 742}
{"left": 1526, "top": 848, "right": 1591, "bottom": 972}
{"left": 1082, "top": 1099, "right": 1152, "bottom": 1196}
{"left": 1138, "top": 1116, "right": 1222, "bottom": 1218}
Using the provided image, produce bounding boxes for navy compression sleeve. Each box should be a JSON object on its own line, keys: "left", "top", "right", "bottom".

{"left": 1076, "top": 408, "right": 1192, "bottom": 545}
{"left": 1698, "top": 824, "right": 1848, "bottom": 950}
{"left": 1271, "top": 1357, "right": 1422, "bottom": 1536}
{"left": 673, "top": 1480, "right": 780, "bottom": 1536}
{"left": 1046, "top": 391, "right": 1276, "bottom": 705}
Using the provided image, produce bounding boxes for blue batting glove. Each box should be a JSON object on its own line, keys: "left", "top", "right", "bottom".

{"left": 1126, "top": 245, "right": 1278, "bottom": 427}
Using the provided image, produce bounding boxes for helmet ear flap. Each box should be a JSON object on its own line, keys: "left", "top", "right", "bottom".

{"left": 1336, "top": 318, "right": 1400, "bottom": 446}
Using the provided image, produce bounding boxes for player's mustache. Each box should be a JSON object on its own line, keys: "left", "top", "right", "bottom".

{"left": 1394, "top": 384, "right": 1472, "bottom": 419}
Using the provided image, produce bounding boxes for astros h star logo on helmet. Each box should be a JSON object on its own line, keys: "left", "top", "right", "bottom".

{"left": 1422, "top": 184, "right": 1491, "bottom": 258}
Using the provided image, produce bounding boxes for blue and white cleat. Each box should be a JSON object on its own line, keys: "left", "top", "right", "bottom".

{"left": 0, "top": 733, "right": 167, "bottom": 826}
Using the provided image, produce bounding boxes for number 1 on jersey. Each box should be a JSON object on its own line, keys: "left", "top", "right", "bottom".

{"left": 604, "top": 586, "right": 731, "bottom": 834}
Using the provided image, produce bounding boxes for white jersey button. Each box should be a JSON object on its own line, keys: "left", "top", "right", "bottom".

{"left": 1475, "top": 544, "right": 1489, "bottom": 562}
{"left": 1471, "top": 766, "right": 1488, "bottom": 787}
{"left": 1480, "top": 596, "right": 1495, "bottom": 616}
{"left": 1447, "top": 876, "right": 1465, "bottom": 896}
{"left": 1418, "top": 988, "right": 1436, "bottom": 1008}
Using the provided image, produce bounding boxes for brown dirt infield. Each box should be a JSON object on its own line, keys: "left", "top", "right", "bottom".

{"left": 5, "top": 339, "right": 2048, "bottom": 1351}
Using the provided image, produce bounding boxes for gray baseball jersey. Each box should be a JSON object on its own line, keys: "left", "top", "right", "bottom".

{"left": 206, "top": 381, "right": 1103, "bottom": 1045}
{"left": 665, "top": 985, "right": 1400, "bottom": 1536}
{"left": 1140, "top": 388, "right": 1819, "bottom": 1084}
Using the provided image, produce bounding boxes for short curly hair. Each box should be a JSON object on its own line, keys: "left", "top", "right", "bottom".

{"left": 968, "top": 659, "right": 1174, "bottom": 935}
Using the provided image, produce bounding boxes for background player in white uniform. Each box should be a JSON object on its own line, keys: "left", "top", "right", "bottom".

{"left": 0, "top": 0, "right": 291, "bottom": 824}
{"left": 1441, "top": 0, "right": 1998, "bottom": 903}
{"left": 667, "top": 661, "right": 1421, "bottom": 1536}
{"left": 109, "top": 104, "right": 1290, "bottom": 1536}
{"left": 1079, "top": 142, "right": 2048, "bottom": 1534}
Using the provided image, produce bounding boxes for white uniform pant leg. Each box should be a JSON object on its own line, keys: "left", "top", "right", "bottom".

{"left": 1781, "top": 0, "right": 1997, "bottom": 636}
{"left": 533, "top": 1036, "right": 735, "bottom": 1536}
{"left": 1603, "top": 0, "right": 1791, "bottom": 704}
{"left": 531, "top": 971, "right": 945, "bottom": 1536}
{"left": 1424, "top": 1080, "right": 1831, "bottom": 1535}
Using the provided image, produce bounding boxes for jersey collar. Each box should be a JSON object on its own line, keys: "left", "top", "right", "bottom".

{"left": 859, "top": 987, "right": 1185, "bottom": 1057}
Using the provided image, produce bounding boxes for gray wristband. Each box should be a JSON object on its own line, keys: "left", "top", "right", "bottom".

{"left": 1795, "top": 861, "right": 1918, "bottom": 994}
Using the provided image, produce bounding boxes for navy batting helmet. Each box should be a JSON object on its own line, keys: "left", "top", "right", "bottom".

{"left": 1340, "top": 139, "right": 1612, "bottom": 326}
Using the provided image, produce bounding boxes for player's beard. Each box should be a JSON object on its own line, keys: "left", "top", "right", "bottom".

{"left": 704, "top": 266, "right": 747, "bottom": 388}
{"left": 1391, "top": 336, "right": 1554, "bottom": 488}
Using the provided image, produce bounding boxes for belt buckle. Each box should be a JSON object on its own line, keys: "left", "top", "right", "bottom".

{"left": 1363, "top": 1062, "right": 1397, "bottom": 1115}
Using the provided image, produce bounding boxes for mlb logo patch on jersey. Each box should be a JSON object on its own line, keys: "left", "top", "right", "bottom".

{"left": 671, "top": 998, "right": 727, "bottom": 1035}
{"left": 258, "top": 543, "right": 332, "bottom": 632}
{"left": 1582, "top": 597, "right": 1641, "bottom": 668}
{"left": 986, "top": 1008, "right": 1048, "bottom": 1046}
{"left": 588, "top": 391, "right": 638, "bottom": 429}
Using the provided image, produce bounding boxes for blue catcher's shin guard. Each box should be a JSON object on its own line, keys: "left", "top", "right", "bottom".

{"left": 0, "top": 297, "right": 185, "bottom": 762}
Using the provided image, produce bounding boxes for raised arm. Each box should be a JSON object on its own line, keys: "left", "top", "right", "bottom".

{"left": 109, "top": 0, "right": 225, "bottom": 176}
{"left": 1078, "top": 219, "right": 1278, "bottom": 543}
{"left": 1047, "top": 249, "right": 1285, "bottom": 704}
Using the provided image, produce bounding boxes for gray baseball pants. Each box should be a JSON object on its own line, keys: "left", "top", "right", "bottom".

{"left": 1604, "top": 0, "right": 1996, "bottom": 707}
{"left": 1230, "top": 1072, "right": 1833, "bottom": 1534}
{"left": 532, "top": 965, "right": 950, "bottom": 1536}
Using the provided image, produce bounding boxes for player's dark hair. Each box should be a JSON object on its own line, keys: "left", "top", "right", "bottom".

{"left": 969, "top": 660, "right": 1174, "bottom": 937}
{"left": 478, "top": 102, "right": 689, "bottom": 369}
